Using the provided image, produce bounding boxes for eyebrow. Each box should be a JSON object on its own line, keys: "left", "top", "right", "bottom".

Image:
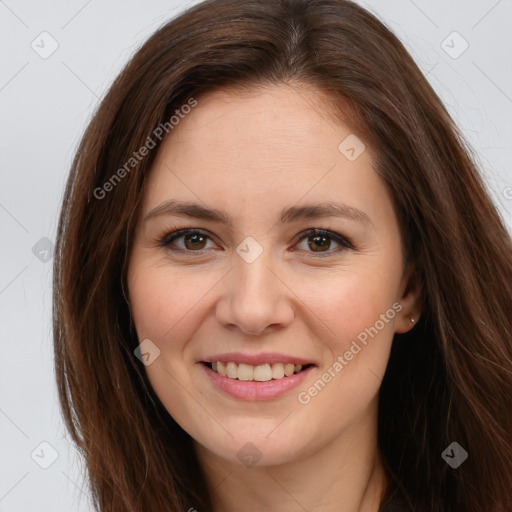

{"left": 143, "top": 199, "right": 372, "bottom": 227}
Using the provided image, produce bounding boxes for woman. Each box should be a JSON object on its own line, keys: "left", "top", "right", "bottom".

{"left": 53, "top": 0, "right": 512, "bottom": 510}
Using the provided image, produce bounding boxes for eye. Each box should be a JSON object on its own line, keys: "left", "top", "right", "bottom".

{"left": 159, "top": 228, "right": 218, "bottom": 253}
{"left": 293, "top": 228, "right": 354, "bottom": 256}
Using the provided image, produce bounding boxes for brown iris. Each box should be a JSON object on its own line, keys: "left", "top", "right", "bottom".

{"left": 184, "top": 233, "right": 208, "bottom": 250}
{"left": 308, "top": 234, "right": 331, "bottom": 252}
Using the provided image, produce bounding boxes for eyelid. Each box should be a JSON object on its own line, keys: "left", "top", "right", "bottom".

{"left": 158, "top": 227, "right": 217, "bottom": 251}
{"left": 293, "top": 228, "right": 355, "bottom": 253}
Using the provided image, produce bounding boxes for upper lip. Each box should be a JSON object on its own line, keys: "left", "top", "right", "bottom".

{"left": 201, "top": 352, "right": 316, "bottom": 366}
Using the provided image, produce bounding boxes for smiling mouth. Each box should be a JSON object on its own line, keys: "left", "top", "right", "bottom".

{"left": 202, "top": 361, "right": 314, "bottom": 382}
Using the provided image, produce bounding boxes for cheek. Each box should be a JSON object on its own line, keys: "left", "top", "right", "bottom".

{"left": 127, "top": 261, "right": 215, "bottom": 349}
{"left": 301, "top": 261, "right": 402, "bottom": 350}
{"left": 295, "top": 254, "right": 402, "bottom": 414}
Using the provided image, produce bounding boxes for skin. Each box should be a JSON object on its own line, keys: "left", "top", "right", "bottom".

{"left": 127, "top": 84, "right": 421, "bottom": 512}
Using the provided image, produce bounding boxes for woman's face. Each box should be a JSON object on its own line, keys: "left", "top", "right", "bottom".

{"left": 127, "top": 84, "right": 419, "bottom": 467}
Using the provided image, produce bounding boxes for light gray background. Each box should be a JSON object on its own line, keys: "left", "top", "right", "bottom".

{"left": 1, "top": 1, "right": 511, "bottom": 510}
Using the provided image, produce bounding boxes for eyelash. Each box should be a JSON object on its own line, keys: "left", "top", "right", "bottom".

{"left": 156, "top": 226, "right": 355, "bottom": 257}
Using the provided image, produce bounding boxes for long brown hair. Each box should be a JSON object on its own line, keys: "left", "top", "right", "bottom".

{"left": 53, "top": 1, "right": 512, "bottom": 510}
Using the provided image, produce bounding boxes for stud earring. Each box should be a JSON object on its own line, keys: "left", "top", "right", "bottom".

{"left": 411, "top": 317, "right": 415, "bottom": 324}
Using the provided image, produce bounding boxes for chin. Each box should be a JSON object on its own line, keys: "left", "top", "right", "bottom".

{"left": 193, "top": 420, "right": 314, "bottom": 468}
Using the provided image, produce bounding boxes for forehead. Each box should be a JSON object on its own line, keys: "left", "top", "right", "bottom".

{"left": 165, "top": 84, "right": 351, "bottom": 159}
{"left": 142, "top": 84, "right": 386, "bottom": 222}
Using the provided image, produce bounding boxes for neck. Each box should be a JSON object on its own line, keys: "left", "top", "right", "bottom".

{"left": 194, "top": 403, "right": 387, "bottom": 512}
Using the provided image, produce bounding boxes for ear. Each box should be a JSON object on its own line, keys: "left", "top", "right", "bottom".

{"left": 394, "top": 262, "right": 422, "bottom": 334}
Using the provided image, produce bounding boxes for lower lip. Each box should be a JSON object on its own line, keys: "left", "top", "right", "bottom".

{"left": 200, "top": 363, "right": 315, "bottom": 401}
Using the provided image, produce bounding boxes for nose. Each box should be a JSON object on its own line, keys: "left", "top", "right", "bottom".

{"left": 215, "top": 251, "right": 295, "bottom": 336}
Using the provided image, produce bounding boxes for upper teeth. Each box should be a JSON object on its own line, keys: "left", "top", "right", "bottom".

{"left": 211, "top": 362, "right": 303, "bottom": 381}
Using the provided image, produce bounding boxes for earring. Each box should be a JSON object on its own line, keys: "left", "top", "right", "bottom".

{"left": 411, "top": 317, "right": 415, "bottom": 324}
